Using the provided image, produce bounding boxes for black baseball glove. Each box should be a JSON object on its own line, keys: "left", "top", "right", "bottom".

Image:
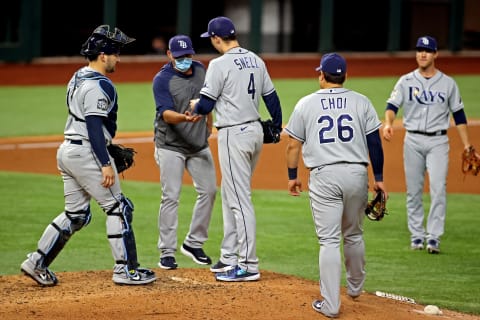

{"left": 365, "top": 190, "right": 388, "bottom": 221}
{"left": 261, "top": 119, "right": 281, "bottom": 144}
{"left": 107, "top": 144, "right": 137, "bottom": 173}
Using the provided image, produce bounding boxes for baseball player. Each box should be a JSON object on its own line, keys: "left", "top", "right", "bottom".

{"left": 190, "top": 16, "right": 282, "bottom": 282}
{"left": 285, "top": 53, "right": 386, "bottom": 317}
{"left": 383, "top": 35, "right": 475, "bottom": 254}
{"left": 20, "top": 25, "right": 156, "bottom": 286}
{"left": 152, "top": 34, "right": 217, "bottom": 270}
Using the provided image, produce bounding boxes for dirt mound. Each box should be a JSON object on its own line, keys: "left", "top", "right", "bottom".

{"left": 1, "top": 268, "right": 478, "bottom": 320}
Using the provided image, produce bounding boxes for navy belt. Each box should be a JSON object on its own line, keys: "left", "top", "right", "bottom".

{"left": 68, "top": 139, "right": 83, "bottom": 145}
{"left": 408, "top": 130, "right": 447, "bottom": 136}
{"left": 216, "top": 119, "right": 259, "bottom": 130}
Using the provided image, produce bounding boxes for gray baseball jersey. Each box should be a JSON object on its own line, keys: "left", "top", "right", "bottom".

{"left": 387, "top": 69, "right": 463, "bottom": 132}
{"left": 64, "top": 66, "right": 115, "bottom": 143}
{"left": 285, "top": 88, "right": 382, "bottom": 168}
{"left": 199, "top": 47, "right": 275, "bottom": 128}
{"left": 387, "top": 69, "right": 463, "bottom": 244}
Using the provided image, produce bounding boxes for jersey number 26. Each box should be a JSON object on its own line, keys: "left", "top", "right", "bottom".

{"left": 318, "top": 114, "right": 354, "bottom": 143}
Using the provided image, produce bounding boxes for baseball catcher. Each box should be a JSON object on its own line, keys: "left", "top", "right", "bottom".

{"left": 462, "top": 145, "right": 480, "bottom": 176}
{"left": 365, "top": 190, "right": 388, "bottom": 221}
{"left": 107, "top": 144, "right": 136, "bottom": 173}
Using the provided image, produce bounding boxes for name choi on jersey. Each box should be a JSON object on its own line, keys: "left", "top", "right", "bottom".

{"left": 320, "top": 97, "right": 347, "bottom": 110}
{"left": 409, "top": 86, "right": 446, "bottom": 104}
{"left": 234, "top": 57, "right": 259, "bottom": 70}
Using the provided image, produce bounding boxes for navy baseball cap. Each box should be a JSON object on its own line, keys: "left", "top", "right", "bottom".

{"left": 416, "top": 36, "right": 437, "bottom": 52}
{"left": 168, "top": 35, "right": 195, "bottom": 58}
{"left": 200, "top": 16, "right": 236, "bottom": 38}
{"left": 315, "top": 53, "right": 347, "bottom": 76}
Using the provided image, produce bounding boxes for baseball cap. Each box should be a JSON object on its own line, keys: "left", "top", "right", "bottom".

{"left": 315, "top": 53, "right": 347, "bottom": 76}
{"left": 200, "top": 16, "right": 236, "bottom": 38}
{"left": 168, "top": 35, "right": 195, "bottom": 58}
{"left": 416, "top": 36, "right": 437, "bottom": 52}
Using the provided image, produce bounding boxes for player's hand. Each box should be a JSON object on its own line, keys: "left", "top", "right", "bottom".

{"left": 101, "top": 165, "right": 115, "bottom": 188}
{"left": 288, "top": 179, "right": 302, "bottom": 196}
{"left": 382, "top": 125, "right": 394, "bottom": 141}
{"left": 184, "top": 110, "right": 202, "bottom": 122}
{"left": 373, "top": 181, "right": 388, "bottom": 200}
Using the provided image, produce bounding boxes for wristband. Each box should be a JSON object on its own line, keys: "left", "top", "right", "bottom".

{"left": 288, "top": 167, "right": 297, "bottom": 180}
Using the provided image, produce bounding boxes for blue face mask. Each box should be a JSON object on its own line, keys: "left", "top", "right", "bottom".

{"left": 174, "top": 57, "right": 192, "bottom": 72}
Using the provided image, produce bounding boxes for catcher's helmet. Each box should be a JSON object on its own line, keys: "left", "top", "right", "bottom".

{"left": 80, "top": 25, "right": 135, "bottom": 56}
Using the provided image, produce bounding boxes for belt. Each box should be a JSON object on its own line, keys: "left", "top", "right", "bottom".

{"left": 310, "top": 162, "right": 368, "bottom": 171}
{"left": 68, "top": 139, "right": 83, "bottom": 145}
{"left": 407, "top": 130, "right": 447, "bottom": 136}
{"left": 216, "top": 119, "right": 259, "bottom": 130}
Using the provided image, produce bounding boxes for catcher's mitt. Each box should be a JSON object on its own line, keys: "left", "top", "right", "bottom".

{"left": 107, "top": 144, "right": 136, "bottom": 173}
{"left": 261, "top": 119, "right": 281, "bottom": 144}
{"left": 462, "top": 146, "right": 480, "bottom": 176}
{"left": 365, "top": 190, "right": 388, "bottom": 221}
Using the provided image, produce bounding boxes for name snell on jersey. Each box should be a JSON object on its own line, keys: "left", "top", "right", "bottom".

{"left": 233, "top": 56, "right": 259, "bottom": 70}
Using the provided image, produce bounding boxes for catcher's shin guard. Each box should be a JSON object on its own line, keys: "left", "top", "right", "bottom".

{"left": 37, "top": 208, "right": 92, "bottom": 267}
{"left": 106, "top": 196, "right": 139, "bottom": 270}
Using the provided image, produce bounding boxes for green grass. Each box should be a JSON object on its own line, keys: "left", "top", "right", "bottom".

{"left": 1, "top": 75, "right": 479, "bottom": 137}
{"left": 2, "top": 171, "right": 479, "bottom": 314}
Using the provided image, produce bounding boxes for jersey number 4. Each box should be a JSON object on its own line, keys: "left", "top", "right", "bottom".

{"left": 248, "top": 73, "right": 256, "bottom": 99}
{"left": 318, "top": 114, "right": 354, "bottom": 143}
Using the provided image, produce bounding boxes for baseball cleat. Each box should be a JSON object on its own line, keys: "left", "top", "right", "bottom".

{"left": 158, "top": 256, "right": 178, "bottom": 270}
{"left": 410, "top": 238, "right": 424, "bottom": 250}
{"left": 112, "top": 268, "right": 156, "bottom": 285}
{"left": 210, "top": 260, "right": 234, "bottom": 273}
{"left": 21, "top": 257, "right": 58, "bottom": 286}
{"left": 311, "top": 300, "right": 339, "bottom": 318}
{"left": 180, "top": 243, "right": 212, "bottom": 265}
{"left": 426, "top": 239, "right": 440, "bottom": 254}
{"left": 215, "top": 265, "right": 260, "bottom": 282}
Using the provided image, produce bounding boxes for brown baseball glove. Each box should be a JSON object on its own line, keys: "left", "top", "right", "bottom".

{"left": 365, "top": 190, "right": 388, "bottom": 221}
{"left": 462, "top": 146, "right": 480, "bottom": 176}
{"left": 107, "top": 144, "right": 137, "bottom": 173}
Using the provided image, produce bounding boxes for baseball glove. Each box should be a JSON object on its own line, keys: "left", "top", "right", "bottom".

{"left": 261, "top": 119, "right": 281, "bottom": 144}
{"left": 365, "top": 190, "right": 388, "bottom": 221}
{"left": 107, "top": 144, "right": 137, "bottom": 173}
{"left": 462, "top": 145, "right": 480, "bottom": 176}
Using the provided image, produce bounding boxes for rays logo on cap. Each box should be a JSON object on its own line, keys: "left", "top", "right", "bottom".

{"left": 420, "top": 37, "right": 430, "bottom": 46}
{"left": 178, "top": 40, "right": 188, "bottom": 49}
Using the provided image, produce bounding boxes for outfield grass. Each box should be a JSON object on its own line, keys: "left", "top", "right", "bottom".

{"left": 1, "top": 75, "right": 479, "bottom": 137}
{"left": 1, "top": 171, "right": 479, "bottom": 314}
